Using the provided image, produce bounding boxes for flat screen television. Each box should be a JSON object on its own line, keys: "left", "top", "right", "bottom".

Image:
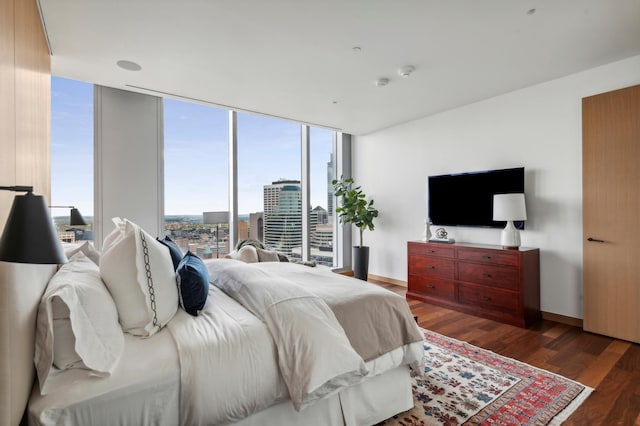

{"left": 428, "top": 167, "right": 525, "bottom": 229}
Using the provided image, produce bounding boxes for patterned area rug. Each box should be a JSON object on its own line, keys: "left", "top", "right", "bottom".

{"left": 379, "top": 329, "right": 593, "bottom": 425}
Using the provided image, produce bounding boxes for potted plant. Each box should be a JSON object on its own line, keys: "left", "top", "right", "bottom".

{"left": 332, "top": 176, "right": 379, "bottom": 280}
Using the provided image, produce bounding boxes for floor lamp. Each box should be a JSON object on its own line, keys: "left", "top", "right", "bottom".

{"left": 203, "top": 211, "right": 229, "bottom": 258}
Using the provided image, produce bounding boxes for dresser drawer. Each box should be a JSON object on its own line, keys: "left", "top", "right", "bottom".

{"left": 409, "top": 256, "right": 454, "bottom": 280}
{"left": 457, "top": 248, "right": 518, "bottom": 266}
{"left": 457, "top": 262, "right": 518, "bottom": 290}
{"left": 408, "top": 243, "right": 455, "bottom": 259}
{"left": 408, "top": 276, "right": 455, "bottom": 302}
{"left": 458, "top": 283, "right": 518, "bottom": 313}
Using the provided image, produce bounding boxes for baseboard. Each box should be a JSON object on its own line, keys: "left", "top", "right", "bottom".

{"left": 367, "top": 274, "right": 407, "bottom": 288}
{"left": 541, "top": 311, "right": 583, "bottom": 328}
{"left": 332, "top": 268, "right": 354, "bottom": 276}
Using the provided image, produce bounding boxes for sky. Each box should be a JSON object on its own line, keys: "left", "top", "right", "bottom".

{"left": 51, "top": 76, "right": 334, "bottom": 217}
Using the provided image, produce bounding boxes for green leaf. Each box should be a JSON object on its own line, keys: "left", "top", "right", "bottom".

{"left": 331, "top": 175, "right": 379, "bottom": 246}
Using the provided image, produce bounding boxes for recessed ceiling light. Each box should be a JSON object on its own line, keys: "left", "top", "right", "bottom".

{"left": 398, "top": 65, "right": 415, "bottom": 78}
{"left": 526, "top": 8, "right": 536, "bottom": 15}
{"left": 352, "top": 46, "right": 362, "bottom": 53}
{"left": 117, "top": 60, "right": 142, "bottom": 71}
{"left": 375, "top": 78, "right": 390, "bottom": 87}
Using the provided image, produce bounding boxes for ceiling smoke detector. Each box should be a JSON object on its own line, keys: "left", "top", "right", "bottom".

{"left": 398, "top": 65, "right": 415, "bottom": 78}
{"left": 375, "top": 78, "right": 390, "bottom": 87}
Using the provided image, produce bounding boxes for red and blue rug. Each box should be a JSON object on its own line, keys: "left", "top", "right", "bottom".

{"left": 380, "top": 329, "right": 593, "bottom": 425}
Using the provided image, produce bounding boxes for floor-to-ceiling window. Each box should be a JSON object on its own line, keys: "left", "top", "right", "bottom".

{"left": 309, "top": 127, "right": 335, "bottom": 266}
{"left": 163, "top": 99, "right": 229, "bottom": 257}
{"left": 69, "top": 84, "right": 340, "bottom": 264}
{"left": 237, "top": 113, "right": 302, "bottom": 260}
{"left": 51, "top": 76, "right": 94, "bottom": 242}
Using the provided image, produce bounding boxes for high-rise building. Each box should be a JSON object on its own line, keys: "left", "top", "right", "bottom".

{"left": 311, "top": 205, "right": 328, "bottom": 225}
{"left": 238, "top": 220, "right": 249, "bottom": 241}
{"left": 249, "top": 212, "right": 263, "bottom": 241}
{"left": 263, "top": 180, "right": 301, "bottom": 255}
{"left": 310, "top": 206, "right": 332, "bottom": 247}
{"left": 327, "top": 155, "right": 334, "bottom": 217}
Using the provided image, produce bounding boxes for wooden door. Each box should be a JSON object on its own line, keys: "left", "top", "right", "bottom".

{"left": 582, "top": 84, "right": 640, "bottom": 343}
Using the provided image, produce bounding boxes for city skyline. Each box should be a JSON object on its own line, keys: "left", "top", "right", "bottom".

{"left": 52, "top": 76, "right": 335, "bottom": 218}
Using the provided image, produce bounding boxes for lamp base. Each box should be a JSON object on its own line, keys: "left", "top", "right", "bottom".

{"left": 500, "top": 220, "right": 521, "bottom": 250}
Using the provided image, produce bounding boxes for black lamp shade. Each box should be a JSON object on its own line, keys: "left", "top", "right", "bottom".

{"left": 0, "top": 192, "right": 67, "bottom": 264}
{"left": 70, "top": 208, "right": 87, "bottom": 226}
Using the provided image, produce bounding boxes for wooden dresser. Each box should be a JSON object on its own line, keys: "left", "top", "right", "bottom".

{"left": 407, "top": 241, "right": 540, "bottom": 328}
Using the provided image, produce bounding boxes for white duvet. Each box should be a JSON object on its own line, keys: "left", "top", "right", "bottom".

{"left": 208, "top": 259, "right": 369, "bottom": 411}
{"left": 168, "top": 259, "right": 422, "bottom": 425}
{"left": 167, "top": 285, "right": 288, "bottom": 425}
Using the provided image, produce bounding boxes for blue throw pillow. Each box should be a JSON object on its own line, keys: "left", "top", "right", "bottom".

{"left": 176, "top": 251, "right": 209, "bottom": 316}
{"left": 157, "top": 236, "right": 183, "bottom": 271}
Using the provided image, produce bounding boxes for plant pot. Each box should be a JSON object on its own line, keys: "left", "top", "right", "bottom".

{"left": 353, "top": 246, "right": 370, "bottom": 281}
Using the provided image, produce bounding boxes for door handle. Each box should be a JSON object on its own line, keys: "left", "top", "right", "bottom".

{"left": 587, "top": 237, "right": 605, "bottom": 243}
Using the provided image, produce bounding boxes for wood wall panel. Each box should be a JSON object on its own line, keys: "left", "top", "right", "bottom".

{"left": 14, "top": 0, "right": 51, "bottom": 201}
{"left": 0, "top": 0, "right": 16, "bottom": 229}
{"left": 0, "top": 4, "right": 49, "bottom": 422}
{"left": 0, "top": 0, "right": 49, "bottom": 232}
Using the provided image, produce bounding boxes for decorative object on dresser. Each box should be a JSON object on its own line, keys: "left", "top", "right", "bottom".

{"left": 420, "top": 219, "right": 432, "bottom": 242}
{"left": 332, "top": 175, "right": 379, "bottom": 281}
{"left": 407, "top": 241, "right": 540, "bottom": 328}
{"left": 493, "top": 193, "right": 527, "bottom": 249}
{"left": 428, "top": 227, "right": 455, "bottom": 244}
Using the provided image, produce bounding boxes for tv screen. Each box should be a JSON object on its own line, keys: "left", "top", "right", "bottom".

{"left": 428, "top": 167, "right": 525, "bottom": 229}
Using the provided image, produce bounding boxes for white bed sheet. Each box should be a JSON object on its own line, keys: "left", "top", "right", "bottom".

{"left": 28, "top": 328, "right": 179, "bottom": 426}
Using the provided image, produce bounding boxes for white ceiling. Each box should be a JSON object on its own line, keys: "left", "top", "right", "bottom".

{"left": 39, "top": 0, "right": 640, "bottom": 135}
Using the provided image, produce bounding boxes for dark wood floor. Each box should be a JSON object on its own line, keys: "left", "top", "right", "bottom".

{"left": 372, "top": 280, "right": 640, "bottom": 425}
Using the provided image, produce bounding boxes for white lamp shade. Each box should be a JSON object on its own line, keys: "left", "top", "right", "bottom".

{"left": 493, "top": 193, "right": 527, "bottom": 221}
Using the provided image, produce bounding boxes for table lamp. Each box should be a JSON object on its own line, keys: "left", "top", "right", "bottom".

{"left": 493, "top": 193, "right": 527, "bottom": 249}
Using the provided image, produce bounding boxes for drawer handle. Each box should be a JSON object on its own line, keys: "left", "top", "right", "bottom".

{"left": 482, "top": 255, "right": 492, "bottom": 259}
{"left": 428, "top": 265, "right": 436, "bottom": 269}
{"left": 482, "top": 296, "right": 492, "bottom": 301}
{"left": 427, "top": 285, "right": 436, "bottom": 289}
{"left": 429, "top": 250, "right": 436, "bottom": 253}
{"left": 482, "top": 273, "right": 492, "bottom": 278}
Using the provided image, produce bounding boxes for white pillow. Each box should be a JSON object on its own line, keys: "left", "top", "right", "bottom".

{"left": 51, "top": 305, "right": 83, "bottom": 369}
{"left": 256, "top": 247, "right": 280, "bottom": 262}
{"left": 100, "top": 218, "right": 178, "bottom": 336}
{"left": 63, "top": 241, "right": 101, "bottom": 266}
{"left": 35, "top": 252, "right": 124, "bottom": 395}
{"left": 225, "top": 245, "right": 259, "bottom": 263}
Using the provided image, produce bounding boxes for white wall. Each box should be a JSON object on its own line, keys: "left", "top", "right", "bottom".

{"left": 94, "top": 86, "right": 164, "bottom": 247}
{"left": 353, "top": 55, "right": 640, "bottom": 319}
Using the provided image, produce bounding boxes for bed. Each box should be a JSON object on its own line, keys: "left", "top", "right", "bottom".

{"left": 0, "top": 220, "right": 423, "bottom": 426}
